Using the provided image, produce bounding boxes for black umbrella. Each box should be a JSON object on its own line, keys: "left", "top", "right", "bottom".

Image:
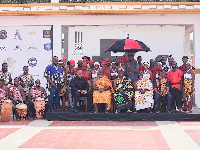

{"left": 105, "top": 39, "right": 151, "bottom": 53}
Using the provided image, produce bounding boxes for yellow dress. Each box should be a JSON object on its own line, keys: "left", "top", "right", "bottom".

{"left": 93, "top": 76, "right": 113, "bottom": 110}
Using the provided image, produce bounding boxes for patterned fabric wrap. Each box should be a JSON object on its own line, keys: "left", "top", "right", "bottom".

{"left": 30, "top": 85, "right": 42, "bottom": 101}
{"left": 156, "top": 78, "right": 167, "bottom": 93}
{"left": 9, "top": 85, "right": 23, "bottom": 101}
{"left": 113, "top": 76, "right": 134, "bottom": 110}
{"left": 135, "top": 77, "right": 154, "bottom": 111}
{"left": 184, "top": 78, "right": 195, "bottom": 102}
{"left": 44, "top": 64, "right": 64, "bottom": 89}
{"left": 19, "top": 74, "right": 34, "bottom": 96}
{"left": 0, "top": 71, "right": 11, "bottom": 85}
{"left": 93, "top": 76, "right": 113, "bottom": 110}
{"left": 0, "top": 88, "right": 6, "bottom": 103}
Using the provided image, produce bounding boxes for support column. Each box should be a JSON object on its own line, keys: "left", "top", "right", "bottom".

{"left": 53, "top": 25, "right": 62, "bottom": 59}
{"left": 193, "top": 24, "right": 200, "bottom": 108}
{"left": 184, "top": 25, "right": 193, "bottom": 57}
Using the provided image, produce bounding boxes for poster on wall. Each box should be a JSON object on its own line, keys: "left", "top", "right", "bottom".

{"left": 0, "top": 26, "right": 52, "bottom": 88}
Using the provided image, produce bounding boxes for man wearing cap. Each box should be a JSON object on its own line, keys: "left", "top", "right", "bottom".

{"left": 44, "top": 56, "right": 64, "bottom": 111}
{"left": 124, "top": 53, "right": 139, "bottom": 83}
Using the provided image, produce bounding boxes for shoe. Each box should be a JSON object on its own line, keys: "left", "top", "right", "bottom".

{"left": 73, "top": 109, "right": 78, "bottom": 113}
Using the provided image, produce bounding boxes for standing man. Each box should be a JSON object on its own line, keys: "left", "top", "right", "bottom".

{"left": 0, "top": 63, "right": 12, "bottom": 85}
{"left": 19, "top": 66, "right": 34, "bottom": 99}
{"left": 167, "top": 61, "right": 183, "bottom": 111}
{"left": 124, "top": 53, "right": 139, "bottom": 83}
{"left": 44, "top": 56, "right": 64, "bottom": 111}
{"left": 179, "top": 56, "right": 195, "bottom": 74}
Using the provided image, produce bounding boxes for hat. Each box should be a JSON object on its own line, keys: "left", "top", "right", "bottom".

{"left": 105, "top": 58, "right": 110, "bottom": 61}
{"left": 94, "top": 62, "right": 100, "bottom": 66}
{"left": 89, "top": 60, "right": 95, "bottom": 64}
{"left": 83, "top": 57, "right": 89, "bottom": 63}
{"left": 119, "top": 56, "right": 127, "bottom": 63}
{"left": 101, "top": 61, "right": 106, "bottom": 66}
{"left": 143, "top": 62, "right": 149, "bottom": 65}
{"left": 82, "top": 63, "right": 87, "bottom": 66}
{"left": 69, "top": 60, "right": 75, "bottom": 65}
{"left": 61, "top": 57, "right": 66, "bottom": 62}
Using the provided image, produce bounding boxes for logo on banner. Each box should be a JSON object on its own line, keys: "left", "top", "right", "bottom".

{"left": 29, "top": 31, "right": 37, "bottom": 37}
{"left": 14, "top": 45, "right": 22, "bottom": 51}
{"left": 44, "top": 43, "right": 52, "bottom": 51}
{"left": 28, "top": 46, "right": 38, "bottom": 51}
{"left": 73, "top": 31, "right": 83, "bottom": 55}
{"left": 0, "top": 46, "right": 6, "bottom": 51}
{"left": 28, "top": 57, "right": 37, "bottom": 67}
{"left": 0, "top": 30, "right": 7, "bottom": 40}
{"left": 43, "top": 30, "right": 51, "bottom": 38}
{"left": 14, "top": 30, "right": 22, "bottom": 40}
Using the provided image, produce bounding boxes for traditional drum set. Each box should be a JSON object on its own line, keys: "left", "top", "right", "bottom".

{"left": 0, "top": 97, "right": 46, "bottom": 122}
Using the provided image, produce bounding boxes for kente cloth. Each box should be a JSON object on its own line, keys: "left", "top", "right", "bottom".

{"left": 19, "top": 73, "right": 34, "bottom": 96}
{"left": 9, "top": 85, "right": 23, "bottom": 101}
{"left": 0, "top": 88, "right": 6, "bottom": 103}
{"left": 167, "top": 69, "right": 183, "bottom": 89}
{"left": 184, "top": 78, "right": 195, "bottom": 102}
{"left": 135, "top": 77, "right": 154, "bottom": 111}
{"left": 0, "top": 71, "right": 11, "bottom": 84}
{"left": 44, "top": 64, "right": 64, "bottom": 89}
{"left": 93, "top": 76, "right": 113, "bottom": 110}
{"left": 113, "top": 76, "right": 134, "bottom": 110}
{"left": 153, "top": 78, "right": 169, "bottom": 93}
{"left": 30, "top": 85, "right": 43, "bottom": 101}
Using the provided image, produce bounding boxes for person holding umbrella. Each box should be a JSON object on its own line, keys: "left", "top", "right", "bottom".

{"left": 124, "top": 53, "right": 139, "bottom": 83}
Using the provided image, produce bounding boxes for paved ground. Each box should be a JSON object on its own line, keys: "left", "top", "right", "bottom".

{"left": 0, "top": 120, "right": 200, "bottom": 150}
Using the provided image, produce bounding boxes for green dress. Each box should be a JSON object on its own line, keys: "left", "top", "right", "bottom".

{"left": 113, "top": 76, "right": 134, "bottom": 111}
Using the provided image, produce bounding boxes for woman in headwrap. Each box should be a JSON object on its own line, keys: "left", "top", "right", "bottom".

{"left": 119, "top": 56, "right": 127, "bottom": 71}
{"left": 101, "top": 61, "right": 111, "bottom": 79}
{"left": 183, "top": 60, "right": 195, "bottom": 113}
{"left": 143, "top": 62, "right": 153, "bottom": 82}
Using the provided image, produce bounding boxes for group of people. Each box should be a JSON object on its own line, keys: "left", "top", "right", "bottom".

{"left": 0, "top": 53, "right": 195, "bottom": 121}
{"left": 44, "top": 54, "right": 195, "bottom": 114}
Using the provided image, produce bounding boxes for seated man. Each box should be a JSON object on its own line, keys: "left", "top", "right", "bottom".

{"left": 93, "top": 69, "right": 113, "bottom": 114}
{"left": 113, "top": 70, "right": 134, "bottom": 113}
{"left": 153, "top": 70, "right": 172, "bottom": 114}
{"left": 133, "top": 69, "right": 154, "bottom": 113}
{"left": 0, "top": 79, "right": 9, "bottom": 106}
{"left": 9, "top": 77, "right": 31, "bottom": 120}
{"left": 27, "top": 79, "right": 49, "bottom": 119}
{"left": 70, "top": 69, "right": 92, "bottom": 113}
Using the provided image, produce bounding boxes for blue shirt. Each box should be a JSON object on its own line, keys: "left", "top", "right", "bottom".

{"left": 44, "top": 64, "right": 64, "bottom": 88}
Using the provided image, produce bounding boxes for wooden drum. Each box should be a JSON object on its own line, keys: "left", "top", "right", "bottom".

{"left": 16, "top": 103, "right": 27, "bottom": 120}
{"left": 1, "top": 100, "right": 13, "bottom": 122}
{"left": 34, "top": 97, "right": 45, "bottom": 119}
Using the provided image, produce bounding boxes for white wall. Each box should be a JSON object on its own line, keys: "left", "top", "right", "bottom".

{"left": 68, "top": 25, "right": 185, "bottom": 66}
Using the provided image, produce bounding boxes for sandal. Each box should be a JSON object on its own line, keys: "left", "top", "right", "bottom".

{"left": 115, "top": 110, "right": 120, "bottom": 114}
{"left": 105, "top": 110, "right": 109, "bottom": 114}
{"left": 94, "top": 110, "right": 98, "bottom": 114}
{"left": 156, "top": 111, "right": 160, "bottom": 114}
{"left": 127, "top": 110, "right": 132, "bottom": 113}
{"left": 134, "top": 111, "right": 137, "bottom": 114}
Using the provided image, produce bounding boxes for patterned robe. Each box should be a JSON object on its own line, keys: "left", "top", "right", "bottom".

{"left": 113, "top": 76, "right": 134, "bottom": 110}
{"left": 0, "top": 71, "right": 11, "bottom": 85}
{"left": 135, "top": 77, "right": 154, "bottom": 110}
{"left": 93, "top": 76, "right": 113, "bottom": 110}
{"left": 19, "top": 73, "right": 34, "bottom": 97}
{"left": 9, "top": 85, "right": 23, "bottom": 101}
{"left": 29, "top": 85, "right": 43, "bottom": 101}
{"left": 0, "top": 88, "right": 6, "bottom": 103}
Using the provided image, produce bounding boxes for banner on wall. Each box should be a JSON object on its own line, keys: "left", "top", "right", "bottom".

{"left": 0, "top": 26, "right": 53, "bottom": 88}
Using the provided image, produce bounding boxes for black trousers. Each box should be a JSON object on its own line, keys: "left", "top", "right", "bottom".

{"left": 73, "top": 91, "right": 92, "bottom": 111}
{"left": 11, "top": 100, "right": 19, "bottom": 119}
{"left": 170, "top": 88, "right": 182, "bottom": 109}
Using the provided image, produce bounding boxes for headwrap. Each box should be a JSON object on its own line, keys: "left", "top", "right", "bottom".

{"left": 143, "top": 62, "right": 149, "bottom": 65}
{"left": 89, "top": 60, "right": 95, "bottom": 64}
{"left": 139, "top": 66, "right": 144, "bottom": 71}
{"left": 83, "top": 57, "right": 89, "bottom": 63}
{"left": 105, "top": 58, "right": 110, "bottom": 61}
{"left": 69, "top": 59, "right": 75, "bottom": 65}
{"left": 119, "top": 56, "right": 127, "bottom": 63}
{"left": 94, "top": 62, "right": 100, "bottom": 66}
{"left": 53, "top": 56, "right": 58, "bottom": 59}
{"left": 157, "top": 62, "right": 162, "bottom": 66}
{"left": 169, "top": 55, "right": 174, "bottom": 59}
{"left": 101, "top": 61, "right": 106, "bottom": 66}
{"left": 61, "top": 57, "right": 66, "bottom": 62}
{"left": 82, "top": 63, "right": 87, "bottom": 66}
{"left": 182, "top": 56, "right": 189, "bottom": 59}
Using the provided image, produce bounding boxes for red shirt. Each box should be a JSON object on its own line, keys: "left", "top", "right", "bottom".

{"left": 167, "top": 69, "right": 183, "bottom": 89}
